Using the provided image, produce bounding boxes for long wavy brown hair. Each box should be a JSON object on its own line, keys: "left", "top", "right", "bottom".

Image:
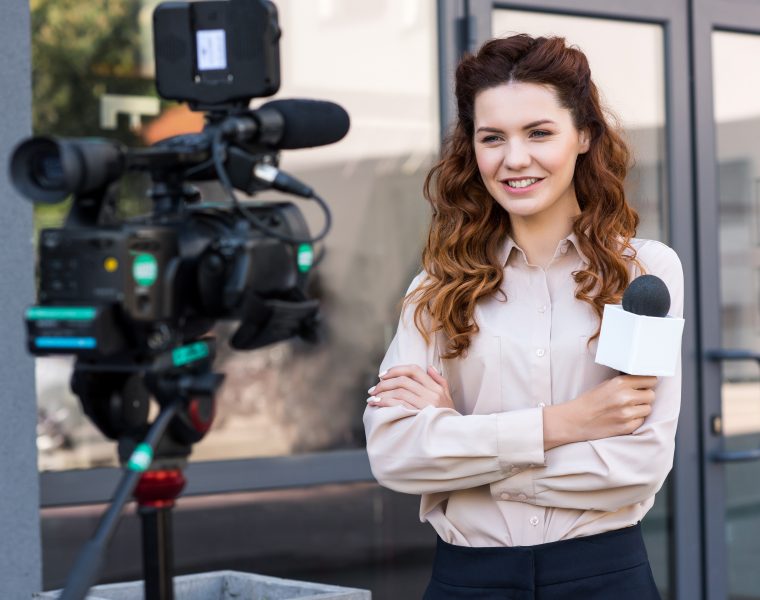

{"left": 406, "top": 34, "right": 641, "bottom": 359}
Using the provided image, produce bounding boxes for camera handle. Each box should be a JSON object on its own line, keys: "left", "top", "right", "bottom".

{"left": 59, "top": 397, "right": 184, "bottom": 600}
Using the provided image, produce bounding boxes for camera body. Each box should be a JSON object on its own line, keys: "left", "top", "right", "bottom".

{"left": 27, "top": 202, "right": 314, "bottom": 359}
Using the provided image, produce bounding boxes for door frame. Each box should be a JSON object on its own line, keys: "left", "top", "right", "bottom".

{"left": 439, "top": 1, "right": 701, "bottom": 598}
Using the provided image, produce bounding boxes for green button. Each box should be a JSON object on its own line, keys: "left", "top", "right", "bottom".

{"left": 133, "top": 253, "right": 158, "bottom": 287}
{"left": 297, "top": 244, "right": 314, "bottom": 273}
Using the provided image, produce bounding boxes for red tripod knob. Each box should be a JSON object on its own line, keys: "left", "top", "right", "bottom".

{"left": 134, "top": 469, "right": 186, "bottom": 509}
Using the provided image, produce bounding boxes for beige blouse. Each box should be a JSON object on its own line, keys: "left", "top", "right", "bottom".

{"left": 363, "top": 233, "right": 684, "bottom": 547}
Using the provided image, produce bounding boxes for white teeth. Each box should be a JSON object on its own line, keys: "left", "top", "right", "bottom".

{"left": 505, "top": 178, "right": 539, "bottom": 189}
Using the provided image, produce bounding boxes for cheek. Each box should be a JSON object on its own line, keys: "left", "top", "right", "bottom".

{"left": 474, "top": 149, "right": 499, "bottom": 179}
{"left": 542, "top": 145, "right": 579, "bottom": 179}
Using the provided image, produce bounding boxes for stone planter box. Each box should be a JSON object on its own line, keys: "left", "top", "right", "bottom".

{"left": 35, "top": 570, "right": 371, "bottom": 599}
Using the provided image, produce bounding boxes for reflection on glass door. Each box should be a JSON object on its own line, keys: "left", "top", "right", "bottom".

{"left": 713, "top": 30, "right": 760, "bottom": 600}
{"left": 490, "top": 10, "right": 672, "bottom": 598}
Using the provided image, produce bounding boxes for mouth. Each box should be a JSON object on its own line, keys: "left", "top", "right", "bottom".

{"left": 500, "top": 177, "right": 544, "bottom": 193}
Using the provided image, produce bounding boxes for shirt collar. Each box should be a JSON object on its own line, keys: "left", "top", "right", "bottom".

{"left": 498, "top": 230, "right": 590, "bottom": 267}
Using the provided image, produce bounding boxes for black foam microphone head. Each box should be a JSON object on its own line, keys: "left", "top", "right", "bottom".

{"left": 622, "top": 274, "right": 671, "bottom": 317}
{"left": 258, "top": 98, "right": 350, "bottom": 149}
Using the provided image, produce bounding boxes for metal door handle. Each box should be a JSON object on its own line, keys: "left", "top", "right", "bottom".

{"left": 706, "top": 348, "right": 760, "bottom": 462}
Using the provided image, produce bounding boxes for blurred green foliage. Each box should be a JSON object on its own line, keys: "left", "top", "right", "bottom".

{"left": 30, "top": 0, "right": 159, "bottom": 229}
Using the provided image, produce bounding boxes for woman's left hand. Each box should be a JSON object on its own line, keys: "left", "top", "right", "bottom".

{"left": 366, "top": 365, "right": 455, "bottom": 411}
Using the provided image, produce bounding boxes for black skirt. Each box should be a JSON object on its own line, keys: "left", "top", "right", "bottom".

{"left": 423, "top": 523, "right": 661, "bottom": 600}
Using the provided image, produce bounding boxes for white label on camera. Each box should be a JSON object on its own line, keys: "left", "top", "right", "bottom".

{"left": 196, "top": 29, "right": 227, "bottom": 71}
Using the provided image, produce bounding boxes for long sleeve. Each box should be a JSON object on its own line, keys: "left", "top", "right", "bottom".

{"left": 489, "top": 242, "right": 684, "bottom": 512}
{"left": 364, "top": 271, "right": 546, "bottom": 495}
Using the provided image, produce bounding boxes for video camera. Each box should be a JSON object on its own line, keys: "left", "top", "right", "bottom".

{"left": 12, "top": 3, "right": 351, "bottom": 597}
{"left": 10, "top": 0, "right": 349, "bottom": 449}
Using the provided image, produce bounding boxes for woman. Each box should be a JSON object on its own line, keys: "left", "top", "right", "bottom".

{"left": 363, "top": 34, "right": 682, "bottom": 599}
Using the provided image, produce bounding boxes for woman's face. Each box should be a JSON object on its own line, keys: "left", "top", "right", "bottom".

{"left": 473, "top": 81, "right": 589, "bottom": 225}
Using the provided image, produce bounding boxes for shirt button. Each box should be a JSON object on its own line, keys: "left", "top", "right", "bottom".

{"left": 538, "top": 402, "right": 546, "bottom": 408}
{"left": 517, "top": 493, "right": 527, "bottom": 501}
{"left": 560, "top": 243, "right": 569, "bottom": 255}
{"left": 530, "top": 516, "right": 539, "bottom": 526}
{"left": 538, "top": 305, "right": 547, "bottom": 313}
{"left": 510, "top": 466, "right": 520, "bottom": 473}
{"left": 536, "top": 349, "right": 545, "bottom": 357}
{"left": 501, "top": 493, "right": 511, "bottom": 500}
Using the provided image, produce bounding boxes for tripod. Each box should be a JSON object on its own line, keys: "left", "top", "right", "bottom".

{"left": 58, "top": 339, "right": 223, "bottom": 600}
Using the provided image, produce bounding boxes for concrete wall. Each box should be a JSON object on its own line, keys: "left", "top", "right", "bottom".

{"left": 0, "top": 0, "right": 42, "bottom": 595}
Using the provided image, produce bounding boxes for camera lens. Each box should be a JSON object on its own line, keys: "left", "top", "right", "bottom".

{"left": 30, "top": 151, "right": 65, "bottom": 190}
{"left": 10, "top": 136, "right": 126, "bottom": 204}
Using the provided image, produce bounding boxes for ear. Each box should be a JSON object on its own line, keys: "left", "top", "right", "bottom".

{"left": 578, "top": 128, "right": 591, "bottom": 154}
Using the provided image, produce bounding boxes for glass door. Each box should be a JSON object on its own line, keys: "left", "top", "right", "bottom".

{"left": 464, "top": 2, "right": 697, "bottom": 599}
{"left": 693, "top": 1, "right": 760, "bottom": 599}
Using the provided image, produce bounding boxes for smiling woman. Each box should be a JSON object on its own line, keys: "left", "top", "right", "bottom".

{"left": 364, "top": 34, "right": 683, "bottom": 600}
{"left": 473, "top": 82, "right": 589, "bottom": 264}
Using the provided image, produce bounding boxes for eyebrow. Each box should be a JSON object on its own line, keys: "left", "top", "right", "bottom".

{"left": 475, "top": 119, "right": 557, "bottom": 133}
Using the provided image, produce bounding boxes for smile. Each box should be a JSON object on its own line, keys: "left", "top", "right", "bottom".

{"left": 501, "top": 177, "right": 544, "bottom": 193}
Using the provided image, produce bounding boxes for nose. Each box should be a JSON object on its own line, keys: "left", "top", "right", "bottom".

{"left": 503, "top": 139, "right": 531, "bottom": 171}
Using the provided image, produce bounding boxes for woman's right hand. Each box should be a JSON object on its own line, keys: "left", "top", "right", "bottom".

{"left": 543, "top": 375, "right": 658, "bottom": 451}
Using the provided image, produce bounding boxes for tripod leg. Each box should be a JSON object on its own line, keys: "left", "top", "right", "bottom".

{"left": 140, "top": 505, "right": 175, "bottom": 600}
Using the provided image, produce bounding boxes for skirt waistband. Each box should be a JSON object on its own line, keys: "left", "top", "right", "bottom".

{"left": 432, "top": 523, "right": 649, "bottom": 590}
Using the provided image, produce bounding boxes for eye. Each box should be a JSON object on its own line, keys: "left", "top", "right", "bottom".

{"left": 479, "top": 134, "right": 502, "bottom": 143}
{"left": 529, "top": 129, "right": 551, "bottom": 139}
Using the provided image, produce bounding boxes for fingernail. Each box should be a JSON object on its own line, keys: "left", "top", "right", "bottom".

{"left": 368, "top": 386, "right": 376, "bottom": 394}
{"left": 366, "top": 396, "right": 377, "bottom": 403}
{"left": 379, "top": 370, "right": 388, "bottom": 378}
{"left": 429, "top": 365, "right": 439, "bottom": 374}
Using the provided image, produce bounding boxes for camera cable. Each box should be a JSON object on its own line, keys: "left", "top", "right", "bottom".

{"left": 211, "top": 129, "right": 332, "bottom": 247}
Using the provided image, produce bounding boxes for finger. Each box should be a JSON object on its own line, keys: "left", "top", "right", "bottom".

{"left": 381, "top": 364, "right": 435, "bottom": 388}
{"left": 367, "top": 396, "right": 417, "bottom": 410}
{"left": 367, "top": 375, "right": 430, "bottom": 396}
{"left": 625, "top": 375, "right": 658, "bottom": 389}
{"left": 633, "top": 389, "right": 656, "bottom": 405}
{"left": 428, "top": 366, "right": 455, "bottom": 405}
{"left": 379, "top": 388, "right": 429, "bottom": 409}
{"left": 427, "top": 365, "right": 449, "bottom": 389}
{"left": 622, "top": 403, "right": 652, "bottom": 420}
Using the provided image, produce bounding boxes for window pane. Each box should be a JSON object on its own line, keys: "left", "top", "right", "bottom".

{"left": 33, "top": 0, "right": 439, "bottom": 470}
{"left": 712, "top": 29, "right": 760, "bottom": 600}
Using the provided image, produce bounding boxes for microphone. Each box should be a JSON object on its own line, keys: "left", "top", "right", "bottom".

{"left": 222, "top": 98, "right": 350, "bottom": 149}
{"left": 594, "top": 274, "right": 684, "bottom": 376}
{"left": 622, "top": 274, "right": 670, "bottom": 317}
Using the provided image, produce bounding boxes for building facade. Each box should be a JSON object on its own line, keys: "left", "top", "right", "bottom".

{"left": 14, "top": 1, "right": 760, "bottom": 599}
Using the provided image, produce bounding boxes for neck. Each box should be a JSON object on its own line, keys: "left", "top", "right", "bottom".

{"left": 509, "top": 196, "right": 580, "bottom": 268}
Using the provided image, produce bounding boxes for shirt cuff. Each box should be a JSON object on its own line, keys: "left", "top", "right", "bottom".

{"left": 491, "top": 466, "right": 536, "bottom": 502}
{"left": 495, "top": 407, "right": 546, "bottom": 472}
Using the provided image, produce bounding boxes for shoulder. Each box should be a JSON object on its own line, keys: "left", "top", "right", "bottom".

{"left": 407, "top": 269, "right": 428, "bottom": 290}
{"left": 399, "top": 270, "right": 432, "bottom": 323}
{"left": 404, "top": 269, "right": 433, "bottom": 297}
{"left": 628, "top": 238, "right": 684, "bottom": 315}
{"left": 628, "top": 238, "right": 682, "bottom": 275}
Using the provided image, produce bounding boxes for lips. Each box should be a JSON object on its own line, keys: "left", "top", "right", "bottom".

{"left": 500, "top": 177, "right": 544, "bottom": 193}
